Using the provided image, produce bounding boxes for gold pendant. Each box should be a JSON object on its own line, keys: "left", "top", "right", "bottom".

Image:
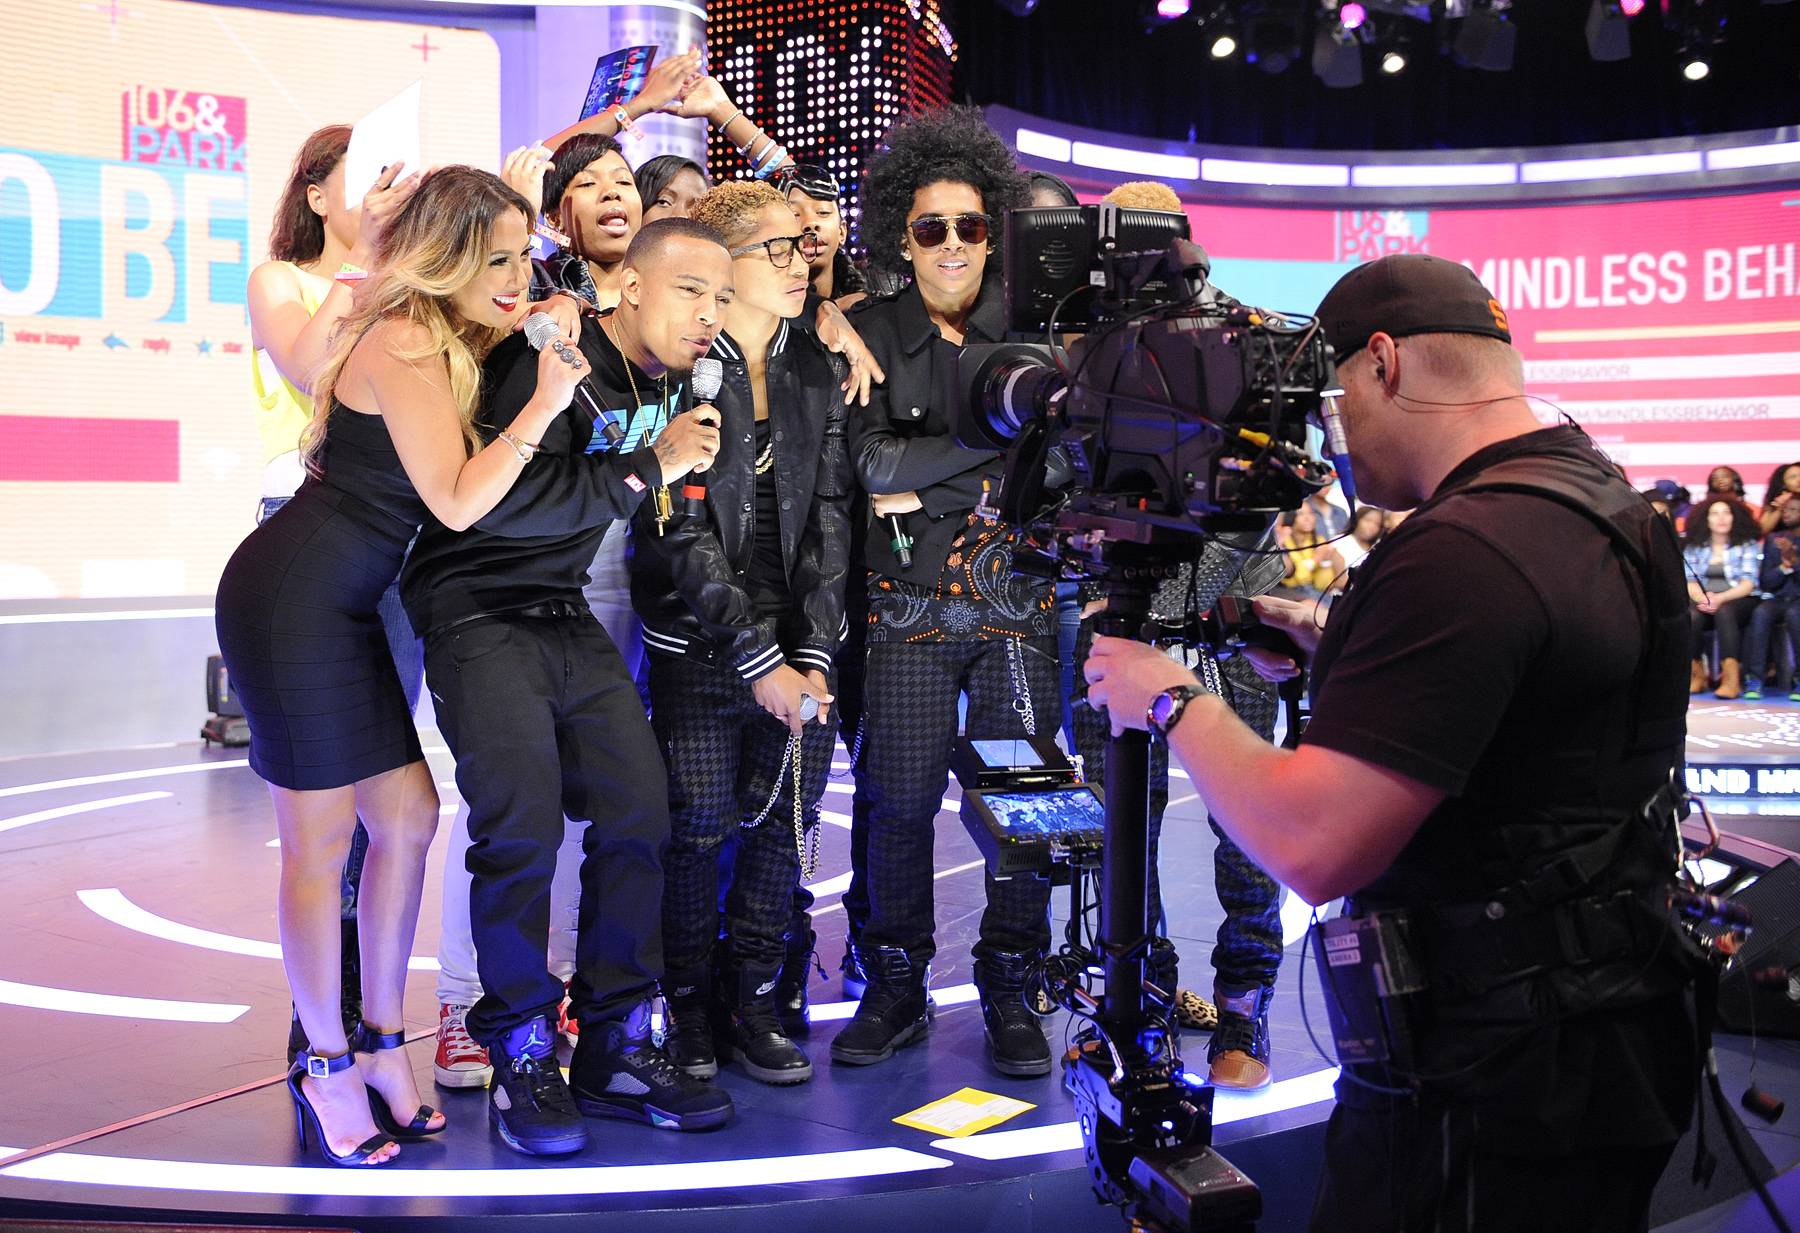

{"left": 653, "top": 485, "right": 673, "bottom": 534}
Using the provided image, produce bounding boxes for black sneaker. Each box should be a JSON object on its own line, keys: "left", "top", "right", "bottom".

{"left": 1207, "top": 983, "right": 1274, "bottom": 1091}
{"left": 488, "top": 1016, "right": 588, "bottom": 1156}
{"left": 830, "top": 946, "right": 931, "bottom": 1066}
{"left": 775, "top": 920, "right": 820, "bottom": 1036}
{"left": 973, "top": 952, "right": 1051, "bottom": 1078}
{"left": 660, "top": 965, "right": 718, "bottom": 1079}
{"left": 725, "top": 959, "right": 812, "bottom": 1085}
{"left": 570, "top": 1000, "right": 734, "bottom": 1131}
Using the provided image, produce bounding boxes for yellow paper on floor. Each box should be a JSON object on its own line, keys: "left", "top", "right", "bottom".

{"left": 893, "top": 1087, "right": 1036, "bottom": 1138}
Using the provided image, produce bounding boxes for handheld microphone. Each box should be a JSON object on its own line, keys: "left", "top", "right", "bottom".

{"left": 682, "top": 357, "right": 724, "bottom": 517}
{"left": 887, "top": 512, "right": 914, "bottom": 570}
{"left": 523, "top": 313, "right": 624, "bottom": 445}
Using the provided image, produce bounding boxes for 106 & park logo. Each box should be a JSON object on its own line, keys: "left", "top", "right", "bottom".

{"left": 121, "top": 84, "right": 247, "bottom": 171}
{"left": 0, "top": 82, "right": 249, "bottom": 352}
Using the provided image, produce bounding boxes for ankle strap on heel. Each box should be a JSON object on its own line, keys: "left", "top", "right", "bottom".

{"left": 300, "top": 1049, "right": 355, "bottom": 1080}
{"left": 350, "top": 1023, "right": 408, "bottom": 1053}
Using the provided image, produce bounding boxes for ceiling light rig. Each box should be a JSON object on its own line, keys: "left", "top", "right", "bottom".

{"left": 1146, "top": 0, "right": 1739, "bottom": 85}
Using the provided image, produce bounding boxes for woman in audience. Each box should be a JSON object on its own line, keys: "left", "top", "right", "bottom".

{"left": 1684, "top": 496, "right": 1763, "bottom": 698}
{"left": 1275, "top": 503, "right": 1340, "bottom": 599}
{"left": 638, "top": 154, "right": 710, "bottom": 223}
{"left": 1759, "top": 460, "right": 1800, "bottom": 534}
{"left": 1333, "top": 504, "right": 1386, "bottom": 573}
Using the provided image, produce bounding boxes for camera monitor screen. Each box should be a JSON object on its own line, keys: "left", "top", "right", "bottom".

{"left": 1004, "top": 203, "right": 1193, "bottom": 335}
{"left": 971, "top": 739, "right": 1046, "bottom": 769}
{"left": 983, "top": 787, "right": 1105, "bottom": 840}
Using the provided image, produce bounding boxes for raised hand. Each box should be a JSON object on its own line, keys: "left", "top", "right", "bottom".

{"left": 350, "top": 161, "right": 421, "bottom": 267}
{"left": 501, "top": 144, "right": 555, "bottom": 218}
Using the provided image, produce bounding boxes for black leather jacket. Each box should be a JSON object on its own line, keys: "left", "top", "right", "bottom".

{"left": 630, "top": 318, "right": 852, "bottom": 680}
{"left": 847, "top": 277, "right": 1008, "bottom": 584}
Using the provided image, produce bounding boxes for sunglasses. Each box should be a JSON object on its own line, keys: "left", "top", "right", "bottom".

{"left": 907, "top": 212, "right": 990, "bottom": 250}
{"left": 729, "top": 233, "right": 807, "bottom": 268}
{"left": 773, "top": 163, "right": 841, "bottom": 199}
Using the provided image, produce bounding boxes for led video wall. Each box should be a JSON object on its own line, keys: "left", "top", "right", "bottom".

{"left": 0, "top": 0, "right": 499, "bottom": 601}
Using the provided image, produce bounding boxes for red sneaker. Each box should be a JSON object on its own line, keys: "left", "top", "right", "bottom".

{"left": 558, "top": 981, "right": 580, "bottom": 1045}
{"left": 433, "top": 1002, "right": 493, "bottom": 1089}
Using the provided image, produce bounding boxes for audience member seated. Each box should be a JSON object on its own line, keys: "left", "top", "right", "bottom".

{"left": 1333, "top": 505, "right": 1386, "bottom": 576}
{"left": 1759, "top": 460, "right": 1800, "bottom": 534}
{"left": 1684, "top": 496, "right": 1762, "bottom": 699}
{"left": 1745, "top": 494, "right": 1800, "bottom": 701}
{"left": 1275, "top": 503, "right": 1340, "bottom": 600}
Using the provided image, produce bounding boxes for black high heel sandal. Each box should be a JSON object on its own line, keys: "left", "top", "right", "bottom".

{"left": 286, "top": 1050, "right": 398, "bottom": 1168}
{"left": 351, "top": 1023, "right": 445, "bottom": 1140}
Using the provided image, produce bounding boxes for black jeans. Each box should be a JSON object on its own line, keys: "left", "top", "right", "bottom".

{"left": 857, "top": 636, "right": 1059, "bottom": 966}
{"left": 1690, "top": 594, "right": 1758, "bottom": 661}
{"left": 425, "top": 613, "right": 668, "bottom": 1044}
{"left": 651, "top": 655, "right": 835, "bottom": 970}
{"left": 1071, "top": 619, "right": 1285, "bottom": 992}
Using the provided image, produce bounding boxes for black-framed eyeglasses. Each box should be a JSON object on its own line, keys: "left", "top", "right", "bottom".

{"left": 729, "top": 234, "right": 807, "bottom": 268}
{"left": 773, "top": 163, "right": 841, "bottom": 199}
{"left": 907, "top": 212, "right": 989, "bottom": 249}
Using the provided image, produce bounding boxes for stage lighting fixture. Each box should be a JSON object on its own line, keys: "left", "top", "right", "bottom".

{"left": 1246, "top": 14, "right": 1303, "bottom": 73}
{"left": 1211, "top": 32, "right": 1239, "bottom": 57}
{"left": 1381, "top": 47, "right": 1407, "bottom": 73}
{"left": 996, "top": 0, "right": 1041, "bottom": 13}
{"left": 1585, "top": 0, "right": 1634, "bottom": 61}
{"left": 1682, "top": 53, "right": 1712, "bottom": 80}
{"left": 1454, "top": 0, "right": 1516, "bottom": 71}
{"left": 1339, "top": 2, "right": 1368, "bottom": 29}
{"left": 1156, "top": 0, "right": 1193, "bottom": 17}
{"left": 1312, "top": 22, "right": 1364, "bottom": 87}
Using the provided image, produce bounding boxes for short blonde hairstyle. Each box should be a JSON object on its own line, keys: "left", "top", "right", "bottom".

{"left": 1102, "top": 181, "right": 1183, "bottom": 212}
{"left": 691, "top": 178, "right": 789, "bottom": 250}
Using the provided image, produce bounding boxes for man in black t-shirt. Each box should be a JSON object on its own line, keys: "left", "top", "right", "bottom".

{"left": 402, "top": 219, "right": 729, "bottom": 1157}
{"left": 1085, "top": 255, "right": 1697, "bottom": 1232}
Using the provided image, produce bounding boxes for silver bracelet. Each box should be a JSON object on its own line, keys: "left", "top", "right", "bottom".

{"left": 497, "top": 430, "right": 538, "bottom": 462}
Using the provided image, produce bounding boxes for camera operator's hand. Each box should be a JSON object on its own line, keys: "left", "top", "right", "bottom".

{"left": 1250, "top": 595, "right": 1324, "bottom": 658}
{"left": 653, "top": 406, "right": 722, "bottom": 481}
{"left": 1083, "top": 637, "right": 1201, "bottom": 737}
{"left": 873, "top": 490, "right": 922, "bottom": 516}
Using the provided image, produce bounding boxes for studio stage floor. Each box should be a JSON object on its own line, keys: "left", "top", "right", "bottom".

{"left": 0, "top": 703, "right": 1797, "bottom": 1231}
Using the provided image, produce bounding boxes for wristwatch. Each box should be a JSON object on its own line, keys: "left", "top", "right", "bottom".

{"left": 1147, "top": 685, "right": 1207, "bottom": 738}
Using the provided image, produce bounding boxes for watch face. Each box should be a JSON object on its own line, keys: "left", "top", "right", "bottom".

{"left": 1150, "top": 691, "right": 1178, "bottom": 729}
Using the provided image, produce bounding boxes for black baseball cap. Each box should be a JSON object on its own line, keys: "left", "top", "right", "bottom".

{"left": 1315, "top": 253, "right": 1513, "bottom": 360}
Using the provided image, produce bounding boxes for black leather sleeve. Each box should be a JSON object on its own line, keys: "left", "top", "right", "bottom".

{"left": 631, "top": 488, "right": 783, "bottom": 681}
{"left": 790, "top": 357, "right": 854, "bottom": 675}
{"left": 849, "top": 351, "right": 999, "bottom": 496}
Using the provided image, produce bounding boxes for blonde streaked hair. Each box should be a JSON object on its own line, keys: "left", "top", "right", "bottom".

{"left": 1101, "top": 180, "right": 1184, "bottom": 213}
{"left": 691, "top": 178, "right": 789, "bottom": 249}
{"left": 306, "top": 165, "right": 533, "bottom": 471}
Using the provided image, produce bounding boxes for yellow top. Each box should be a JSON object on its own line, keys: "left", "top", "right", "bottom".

{"left": 252, "top": 262, "right": 327, "bottom": 464}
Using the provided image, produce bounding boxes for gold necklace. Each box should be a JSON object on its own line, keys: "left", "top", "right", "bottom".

{"left": 605, "top": 315, "right": 677, "bottom": 532}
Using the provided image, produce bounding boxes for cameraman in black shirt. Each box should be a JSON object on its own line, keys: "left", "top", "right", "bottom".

{"left": 402, "top": 218, "right": 730, "bottom": 1157}
{"left": 1085, "top": 255, "right": 1698, "bottom": 1231}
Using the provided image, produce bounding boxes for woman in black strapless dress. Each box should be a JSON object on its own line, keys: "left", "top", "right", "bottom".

{"left": 216, "top": 166, "right": 586, "bottom": 1166}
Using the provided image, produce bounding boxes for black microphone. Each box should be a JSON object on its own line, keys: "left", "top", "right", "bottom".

{"left": 681, "top": 358, "right": 724, "bottom": 517}
{"left": 522, "top": 312, "right": 624, "bottom": 445}
{"left": 887, "top": 510, "right": 914, "bottom": 570}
